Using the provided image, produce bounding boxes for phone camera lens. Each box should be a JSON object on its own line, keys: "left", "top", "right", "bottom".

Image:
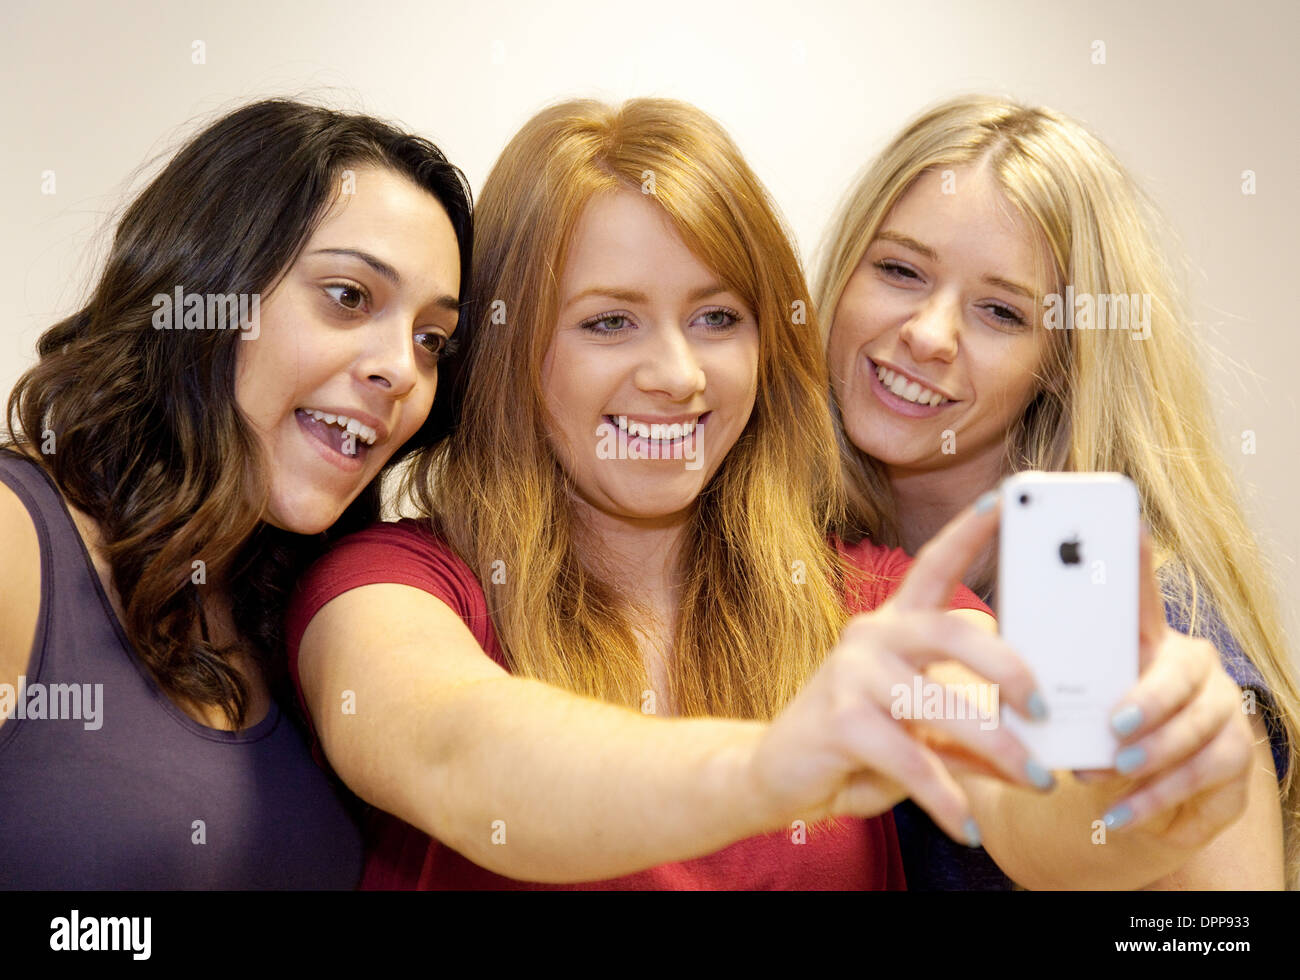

{"left": 1018, "top": 493, "right": 1031, "bottom": 506}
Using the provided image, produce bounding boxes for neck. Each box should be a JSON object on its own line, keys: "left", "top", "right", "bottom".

{"left": 570, "top": 500, "right": 691, "bottom": 620}
{"left": 889, "top": 445, "right": 1004, "bottom": 589}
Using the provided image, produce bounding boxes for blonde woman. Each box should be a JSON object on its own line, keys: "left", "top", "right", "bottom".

{"left": 816, "top": 96, "right": 1296, "bottom": 888}
{"left": 282, "top": 98, "right": 1068, "bottom": 889}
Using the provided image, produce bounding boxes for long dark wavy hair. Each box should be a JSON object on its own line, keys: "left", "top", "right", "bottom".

{"left": 4, "top": 98, "right": 474, "bottom": 728}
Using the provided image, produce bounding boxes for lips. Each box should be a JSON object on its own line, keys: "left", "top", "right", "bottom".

{"left": 295, "top": 408, "right": 370, "bottom": 470}
{"left": 865, "top": 357, "right": 955, "bottom": 419}
{"left": 604, "top": 412, "right": 710, "bottom": 443}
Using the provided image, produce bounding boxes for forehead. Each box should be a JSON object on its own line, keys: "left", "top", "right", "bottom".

{"left": 305, "top": 164, "right": 460, "bottom": 292}
{"left": 886, "top": 164, "right": 1050, "bottom": 284}
{"left": 560, "top": 189, "right": 711, "bottom": 288}
{"left": 312, "top": 165, "right": 454, "bottom": 242}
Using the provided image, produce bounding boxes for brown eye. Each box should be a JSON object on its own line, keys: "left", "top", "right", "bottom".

{"left": 324, "top": 283, "right": 368, "bottom": 311}
{"left": 417, "top": 332, "right": 455, "bottom": 359}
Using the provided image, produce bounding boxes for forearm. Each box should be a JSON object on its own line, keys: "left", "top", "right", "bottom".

{"left": 923, "top": 657, "right": 1191, "bottom": 888}
{"left": 963, "top": 770, "right": 1190, "bottom": 889}
{"left": 397, "top": 676, "right": 780, "bottom": 883}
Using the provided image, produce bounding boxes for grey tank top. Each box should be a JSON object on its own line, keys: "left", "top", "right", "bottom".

{"left": 0, "top": 451, "right": 364, "bottom": 888}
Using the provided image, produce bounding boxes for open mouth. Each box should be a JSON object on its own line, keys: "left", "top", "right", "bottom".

{"left": 603, "top": 412, "right": 710, "bottom": 445}
{"left": 295, "top": 407, "right": 375, "bottom": 467}
{"left": 867, "top": 358, "right": 955, "bottom": 415}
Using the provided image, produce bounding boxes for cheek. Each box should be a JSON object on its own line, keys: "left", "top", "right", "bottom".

{"left": 971, "top": 341, "right": 1042, "bottom": 425}
{"left": 233, "top": 305, "right": 308, "bottom": 430}
{"left": 830, "top": 290, "right": 887, "bottom": 361}
{"left": 1007, "top": 334, "right": 1047, "bottom": 403}
{"left": 540, "top": 342, "right": 599, "bottom": 454}
{"left": 232, "top": 338, "right": 281, "bottom": 431}
{"left": 712, "top": 336, "right": 760, "bottom": 411}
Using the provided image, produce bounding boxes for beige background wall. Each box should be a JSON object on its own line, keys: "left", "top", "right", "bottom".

{"left": 2, "top": 0, "right": 1295, "bottom": 652}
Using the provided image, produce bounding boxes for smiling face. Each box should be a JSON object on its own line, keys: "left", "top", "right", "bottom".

{"left": 234, "top": 164, "right": 461, "bottom": 534}
{"left": 542, "top": 188, "right": 760, "bottom": 526}
{"left": 828, "top": 162, "right": 1053, "bottom": 485}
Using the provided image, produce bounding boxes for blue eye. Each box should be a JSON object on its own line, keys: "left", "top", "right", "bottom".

{"left": 578, "top": 313, "right": 632, "bottom": 334}
{"left": 694, "top": 307, "right": 741, "bottom": 331}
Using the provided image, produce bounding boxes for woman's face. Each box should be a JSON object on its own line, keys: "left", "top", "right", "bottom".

{"left": 542, "top": 188, "right": 759, "bottom": 525}
{"left": 828, "top": 163, "right": 1051, "bottom": 479}
{"left": 235, "top": 164, "right": 461, "bottom": 534}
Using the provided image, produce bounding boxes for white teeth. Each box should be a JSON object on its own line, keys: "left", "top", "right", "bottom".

{"left": 611, "top": 415, "right": 700, "bottom": 441}
{"left": 874, "top": 363, "right": 947, "bottom": 407}
{"left": 303, "top": 408, "right": 377, "bottom": 446}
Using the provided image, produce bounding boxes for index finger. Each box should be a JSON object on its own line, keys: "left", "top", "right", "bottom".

{"left": 891, "top": 490, "right": 1000, "bottom": 612}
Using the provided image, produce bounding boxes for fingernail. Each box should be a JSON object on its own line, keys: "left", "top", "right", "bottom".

{"left": 1027, "top": 690, "right": 1049, "bottom": 721}
{"left": 1103, "top": 803, "right": 1133, "bottom": 829}
{"left": 974, "top": 491, "right": 998, "bottom": 514}
{"left": 1115, "top": 746, "right": 1146, "bottom": 774}
{"left": 1025, "top": 759, "right": 1056, "bottom": 790}
{"left": 1111, "top": 704, "right": 1142, "bottom": 737}
{"left": 963, "top": 817, "right": 982, "bottom": 848}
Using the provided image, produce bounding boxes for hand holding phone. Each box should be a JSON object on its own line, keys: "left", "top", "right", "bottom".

{"left": 997, "top": 472, "right": 1140, "bottom": 770}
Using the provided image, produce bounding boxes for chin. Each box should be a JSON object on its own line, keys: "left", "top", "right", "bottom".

{"left": 264, "top": 496, "right": 350, "bottom": 536}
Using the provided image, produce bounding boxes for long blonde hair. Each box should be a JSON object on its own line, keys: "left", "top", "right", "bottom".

{"left": 815, "top": 95, "right": 1300, "bottom": 884}
{"left": 408, "top": 98, "right": 848, "bottom": 720}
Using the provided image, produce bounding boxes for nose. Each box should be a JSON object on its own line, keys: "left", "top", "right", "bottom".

{"left": 356, "top": 312, "right": 420, "bottom": 399}
{"left": 634, "top": 323, "right": 706, "bottom": 400}
{"left": 899, "top": 289, "right": 960, "bottom": 363}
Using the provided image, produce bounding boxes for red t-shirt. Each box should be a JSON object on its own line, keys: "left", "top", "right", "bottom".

{"left": 285, "top": 518, "right": 992, "bottom": 890}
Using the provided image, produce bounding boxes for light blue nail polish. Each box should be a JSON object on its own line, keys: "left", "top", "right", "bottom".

{"left": 1027, "top": 691, "right": 1048, "bottom": 721}
{"left": 1026, "top": 759, "right": 1056, "bottom": 790}
{"left": 963, "top": 817, "right": 982, "bottom": 848}
{"left": 974, "top": 491, "right": 998, "bottom": 514}
{"left": 1111, "top": 704, "right": 1142, "bottom": 737}
{"left": 1103, "top": 804, "right": 1133, "bottom": 829}
{"left": 1115, "top": 746, "right": 1146, "bottom": 774}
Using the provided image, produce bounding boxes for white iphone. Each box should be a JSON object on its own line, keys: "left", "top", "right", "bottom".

{"left": 997, "top": 472, "right": 1140, "bottom": 770}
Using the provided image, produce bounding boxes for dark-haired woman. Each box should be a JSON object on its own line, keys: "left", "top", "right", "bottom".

{"left": 0, "top": 99, "right": 473, "bottom": 888}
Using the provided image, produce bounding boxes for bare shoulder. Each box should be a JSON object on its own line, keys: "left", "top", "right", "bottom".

{"left": 0, "top": 477, "right": 44, "bottom": 728}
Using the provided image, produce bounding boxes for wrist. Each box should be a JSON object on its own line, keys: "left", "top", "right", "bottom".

{"left": 700, "top": 719, "right": 783, "bottom": 839}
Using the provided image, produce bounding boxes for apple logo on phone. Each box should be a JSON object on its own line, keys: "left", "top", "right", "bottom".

{"left": 1059, "top": 537, "right": 1082, "bottom": 565}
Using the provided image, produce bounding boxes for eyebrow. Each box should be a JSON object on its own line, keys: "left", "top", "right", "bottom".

{"left": 561, "top": 282, "right": 732, "bottom": 310}
{"left": 873, "top": 231, "right": 1035, "bottom": 300}
{"left": 310, "top": 247, "right": 460, "bottom": 312}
